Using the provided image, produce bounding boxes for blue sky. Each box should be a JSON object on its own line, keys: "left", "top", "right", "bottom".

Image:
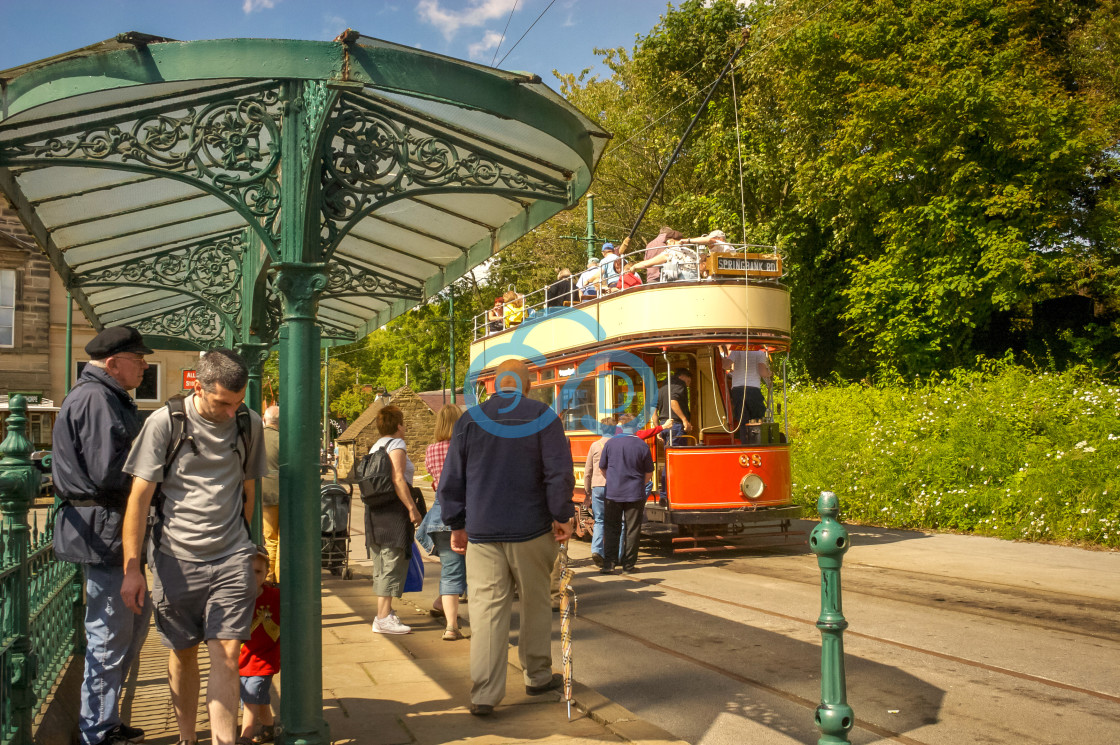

{"left": 0, "top": 0, "right": 674, "bottom": 83}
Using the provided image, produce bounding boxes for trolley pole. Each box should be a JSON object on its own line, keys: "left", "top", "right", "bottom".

{"left": 810, "top": 491, "right": 854, "bottom": 745}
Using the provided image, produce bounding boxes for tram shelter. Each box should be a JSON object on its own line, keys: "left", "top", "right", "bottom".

{"left": 0, "top": 33, "right": 606, "bottom": 744}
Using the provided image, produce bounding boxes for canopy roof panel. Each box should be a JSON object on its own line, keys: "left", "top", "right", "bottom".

{"left": 0, "top": 33, "right": 608, "bottom": 350}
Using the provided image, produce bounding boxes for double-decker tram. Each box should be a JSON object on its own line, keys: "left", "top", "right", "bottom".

{"left": 467, "top": 246, "right": 801, "bottom": 553}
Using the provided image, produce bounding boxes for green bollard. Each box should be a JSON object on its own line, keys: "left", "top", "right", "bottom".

{"left": 0, "top": 395, "right": 43, "bottom": 745}
{"left": 809, "top": 491, "right": 854, "bottom": 745}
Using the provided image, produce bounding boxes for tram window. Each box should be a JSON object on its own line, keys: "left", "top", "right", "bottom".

{"left": 558, "top": 376, "right": 596, "bottom": 432}
{"left": 608, "top": 364, "right": 653, "bottom": 422}
{"left": 539, "top": 368, "right": 555, "bottom": 381}
{"left": 528, "top": 384, "right": 555, "bottom": 410}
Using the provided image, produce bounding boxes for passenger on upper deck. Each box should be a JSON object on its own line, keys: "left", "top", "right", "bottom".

{"left": 630, "top": 238, "right": 701, "bottom": 282}
{"left": 641, "top": 227, "right": 684, "bottom": 283}
{"left": 487, "top": 298, "right": 503, "bottom": 334}
{"left": 502, "top": 290, "right": 525, "bottom": 328}
{"left": 599, "top": 242, "right": 621, "bottom": 287}
{"left": 545, "top": 269, "right": 576, "bottom": 311}
{"left": 577, "top": 259, "right": 601, "bottom": 300}
{"left": 686, "top": 229, "right": 732, "bottom": 251}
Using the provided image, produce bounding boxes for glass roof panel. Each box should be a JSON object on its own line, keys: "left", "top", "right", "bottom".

{"left": 31, "top": 170, "right": 203, "bottom": 225}
{"left": 63, "top": 212, "right": 245, "bottom": 267}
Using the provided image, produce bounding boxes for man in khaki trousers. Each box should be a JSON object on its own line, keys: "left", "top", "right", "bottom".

{"left": 439, "top": 359, "right": 575, "bottom": 716}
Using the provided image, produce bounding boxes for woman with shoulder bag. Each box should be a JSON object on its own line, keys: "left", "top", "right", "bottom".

{"left": 366, "top": 405, "right": 423, "bottom": 634}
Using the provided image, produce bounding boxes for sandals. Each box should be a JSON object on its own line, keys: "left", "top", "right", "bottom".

{"left": 252, "top": 725, "right": 276, "bottom": 744}
{"left": 442, "top": 627, "right": 464, "bottom": 641}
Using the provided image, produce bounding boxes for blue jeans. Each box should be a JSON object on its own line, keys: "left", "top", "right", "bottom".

{"left": 590, "top": 486, "right": 624, "bottom": 562}
{"left": 432, "top": 531, "right": 468, "bottom": 596}
{"left": 80, "top": 564, "right": 152, "bottom": 745}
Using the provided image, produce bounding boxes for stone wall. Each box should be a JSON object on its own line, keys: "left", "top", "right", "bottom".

{"left": 0, "top": 200, "right": 52, "bottom": 394}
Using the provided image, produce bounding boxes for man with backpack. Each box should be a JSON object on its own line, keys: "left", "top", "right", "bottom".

{"left": 119, "top": 348, "right": 268, "bottom": 745}
{"left": 52, "top": 326, "right": 152, "bottom": 745}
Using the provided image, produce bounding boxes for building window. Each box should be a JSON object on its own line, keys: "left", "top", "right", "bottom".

{"left": 75, "top": 360, "right": 161, "bottom": 402}
{"left": 134, "top": 363, "right": 160, "bottom": 402}
{"left": 0, "top": 269, "right": 15, "bottom": 347}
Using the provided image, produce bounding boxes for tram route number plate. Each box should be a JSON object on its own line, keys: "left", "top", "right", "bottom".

{"left": 708, "top": 252, "right": 782, "bottom": 278}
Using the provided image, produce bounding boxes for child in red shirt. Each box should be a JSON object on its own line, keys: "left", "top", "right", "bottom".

{"left": 239, "top": 547, "right": 280, "bottom": 744}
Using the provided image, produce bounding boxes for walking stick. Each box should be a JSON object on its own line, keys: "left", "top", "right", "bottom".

{"left": 559, "top": 540, "right": 577, "bottom": 720}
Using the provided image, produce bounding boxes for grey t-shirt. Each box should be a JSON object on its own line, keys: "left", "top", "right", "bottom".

{"left": 125, "top": 394, "right": 269, "bottom": 562}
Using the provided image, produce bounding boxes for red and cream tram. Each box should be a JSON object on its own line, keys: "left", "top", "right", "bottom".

{"left": 467, "top": 248, "right": 800, "bottom": 552}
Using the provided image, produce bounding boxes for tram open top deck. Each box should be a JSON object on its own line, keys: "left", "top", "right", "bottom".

{"left": 468, "top": 276, "right": 791, "bottom": 373}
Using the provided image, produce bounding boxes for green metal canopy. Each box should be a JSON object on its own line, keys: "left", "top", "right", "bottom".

{"left": 0, "top": 32, "right": 607, "bottom": 745}
{"left": 0, "top": 32, "right": 607, "bottom": 351}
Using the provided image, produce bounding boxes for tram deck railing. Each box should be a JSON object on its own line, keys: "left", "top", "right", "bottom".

{"left": 1, "top": 396, "right": 83, "bottom": 745}
{"left": 472, "top": 242, "right": 781, "bottom": 341}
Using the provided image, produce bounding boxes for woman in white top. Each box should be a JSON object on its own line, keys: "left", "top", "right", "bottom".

{"left": 366, "top": 405, "right": 423, "bottom": 634}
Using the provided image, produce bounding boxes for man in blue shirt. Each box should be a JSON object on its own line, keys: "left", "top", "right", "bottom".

{"left": 599, "top": 418, "right": 655, "bottom": 574}
{"left": 440, "top": 358, "right": 575, "bottom": 716}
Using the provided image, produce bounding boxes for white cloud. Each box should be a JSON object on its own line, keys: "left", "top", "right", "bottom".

{"left": 467, "top": 30, "right": 504, "bottom": 61}
{"left": 417, "top": 0, "right": 518, "bottom": 40}
{"left": 322, "top": 14, "right": 348, "bottom": 38}
{"left": 242, "top": 0, "right": 277, "bottom": 14}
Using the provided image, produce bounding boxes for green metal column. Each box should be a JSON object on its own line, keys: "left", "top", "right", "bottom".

{"left": 239, "top": 340, "right": 269, "bottom": 543}
{"left": 810, "top": 492, "right": 854, "bottom": 745}
{"left": 586, "top": 192, "right": 596, "bottom": 261}
{"left": 65, "top": 292, "right": 73, "bottom": 393}
{"left": 0, "top": 396, "right": 42, "bottom": 745}
{"left": 322, "top": 346, "right": 330, "bottom": 453}
{"left": 274, "top": 77, "right": 330, "bottom": 745}
{"left": 449, "top": 288, "right": 456, "bottom": 404}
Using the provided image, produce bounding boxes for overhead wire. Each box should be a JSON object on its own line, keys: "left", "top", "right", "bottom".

{"left": 490, "top": 0, "right": 520, "bottom": 67}
{"left": 496, "top": 0, "right": 559, "bottom": 67}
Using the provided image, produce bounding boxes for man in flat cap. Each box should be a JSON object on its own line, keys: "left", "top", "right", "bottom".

{"left": 53, "top": 326, "right": 153, "bottom": 745}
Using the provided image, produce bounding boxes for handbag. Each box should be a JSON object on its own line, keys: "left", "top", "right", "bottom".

{"left": 404, "top": 541, "right": 425, "bottom": 593}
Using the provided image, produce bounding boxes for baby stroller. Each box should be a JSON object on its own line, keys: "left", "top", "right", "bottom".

{"left": 320, "top": 465, "right": 353, "bottom": 579}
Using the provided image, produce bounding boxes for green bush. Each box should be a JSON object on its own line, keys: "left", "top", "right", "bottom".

{"left": 789, "top": 360, "right": 1120, "bottom": 547}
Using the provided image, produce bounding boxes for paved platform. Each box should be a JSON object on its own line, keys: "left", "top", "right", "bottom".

{"left": 120, "top": 487, "right": 686, "bottom": 745}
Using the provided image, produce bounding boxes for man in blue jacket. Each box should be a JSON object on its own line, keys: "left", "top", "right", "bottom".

{"left": 440, "top": 358, "right": 575, "bottom": 717}
{"left": 599, "top": 417, "right": 655, "bottom": 574}
{"left": 53, "top": 326, "right": 153, "bottom": 745}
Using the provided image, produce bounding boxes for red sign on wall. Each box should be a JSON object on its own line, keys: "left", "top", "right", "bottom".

{"left": 182, "top": 370, "right": 197, "bottom": 389}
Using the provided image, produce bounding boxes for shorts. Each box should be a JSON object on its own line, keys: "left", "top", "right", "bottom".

{"left": 369, "top": 542, "right": 408, "bottom": 598}
{"left": 150, "top": 548, "right": 255, "bottom": 649}
{"left": 432, "top": 531, "right": 467, "bottom": 596}
{"left": 240, "top": 675, "right": 273, "bottom": 706}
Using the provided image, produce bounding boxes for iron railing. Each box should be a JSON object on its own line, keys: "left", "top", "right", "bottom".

{"left": 0, "top": 395, "right": 82, "bottom": 745}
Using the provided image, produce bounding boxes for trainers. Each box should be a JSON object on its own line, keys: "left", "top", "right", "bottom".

{"left": 442, "top": 627, "right": 464, "bottom": 641}
{"left": 372, "top": 615, "right": 411, "bottom": 634}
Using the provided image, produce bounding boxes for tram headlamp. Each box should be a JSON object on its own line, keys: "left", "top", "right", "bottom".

{"left": 740, "top": 473, "right": 765, "bottom": 500}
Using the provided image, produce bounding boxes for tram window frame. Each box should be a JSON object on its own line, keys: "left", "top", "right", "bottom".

{"left": 528, "top": 383, "right": 555, "bottom": 410}
{"left": 539, "top": 368, "right": 555, "bottom": 381}
{"left": 607, "top": 363, "right": 652, "bottom": 424}
{"left": 558, "top": 375, "right": 597, "bottom": 432}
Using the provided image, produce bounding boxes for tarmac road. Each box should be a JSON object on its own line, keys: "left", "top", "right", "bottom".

{"left": 555, "top": 521, "right": 1120, "bottom": 745}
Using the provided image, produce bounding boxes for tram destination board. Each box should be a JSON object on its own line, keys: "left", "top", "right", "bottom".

{"left": 706, "top": 252, "right": 783, "bottom": 278}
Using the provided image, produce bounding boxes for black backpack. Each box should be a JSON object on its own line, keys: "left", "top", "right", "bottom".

{"left": 355, "top": 440, "right": 398, "bottom": 508}
{"left": 150, "top": 395, "right": 253, "bottom": 548}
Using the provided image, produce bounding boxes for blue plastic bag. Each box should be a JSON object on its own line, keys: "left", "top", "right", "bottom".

{"left": 404, "top": 542, "right": 425, "bottom": 593}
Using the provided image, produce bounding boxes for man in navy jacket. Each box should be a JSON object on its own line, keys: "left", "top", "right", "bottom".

{"left": 440, "top": 358, "right": 575, "bottom": 716}
{"left": 53, "top": 326, "right": 153, "bottom": 745}
{"left": 599, "top": 418, "right": 655, "bottom": 573}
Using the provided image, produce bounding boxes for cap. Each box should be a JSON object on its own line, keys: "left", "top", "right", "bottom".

{"left": 601, "top": 242, "right": 616, "bottom": 252}
{"left": 707, "top": 230, "right": 726, "bottom": 240}
{"left": 85, "top": 326, "right": 153, "bottom": 360}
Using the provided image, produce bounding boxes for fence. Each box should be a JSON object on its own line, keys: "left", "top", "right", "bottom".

{"left": 0, "top": 395, "right": 82, "bottom": 745}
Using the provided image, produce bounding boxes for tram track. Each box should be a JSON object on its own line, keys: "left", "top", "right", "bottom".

{"left": 618, "top": 571, "right": 1120, "bottom": 707}
{"left": 562, "top": 535, "right": 1120, "bottom": 745}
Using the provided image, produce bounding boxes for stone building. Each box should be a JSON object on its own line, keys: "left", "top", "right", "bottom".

{"left": 336, "top": 385, "right": 438, "bottom": 481}
{"left": 0, "top": 200, "right": 212, "bottom": 449}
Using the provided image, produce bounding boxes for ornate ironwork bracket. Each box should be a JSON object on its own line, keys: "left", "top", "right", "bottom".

{"left": 319, "top": 93, "right": 569, "bottom": 252}
{"left": 274, "top": 262, "right": 328, "bottom": 322}
{"left": 326, "top": 259, "right": 422, "bottom": 300}
{"left": 0, "top": 84, "right": 285, "bottom": 247}
{"left": 130, "top": 305, "right": 228, "bottom": 348}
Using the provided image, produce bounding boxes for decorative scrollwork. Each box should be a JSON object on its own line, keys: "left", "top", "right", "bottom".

{"left": 298, "top": 80, "right": 333, "bottom": 170}
{"left": 80, "top": 233, "right": 245, "bottom": 317}
{"left": 2, "top": 88, "right": 284, "bottom": 243}
{"left": 133, "top": 305, "right": 226, "bottom": 346}
{"left": 318, "top": 318, "right": 358, "bottom": 342}
{"left": 326, "top": 260, "right": 422, "bottom": 300}
{"left": 319, "top": 98, "right": 568, "bottom": 240}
